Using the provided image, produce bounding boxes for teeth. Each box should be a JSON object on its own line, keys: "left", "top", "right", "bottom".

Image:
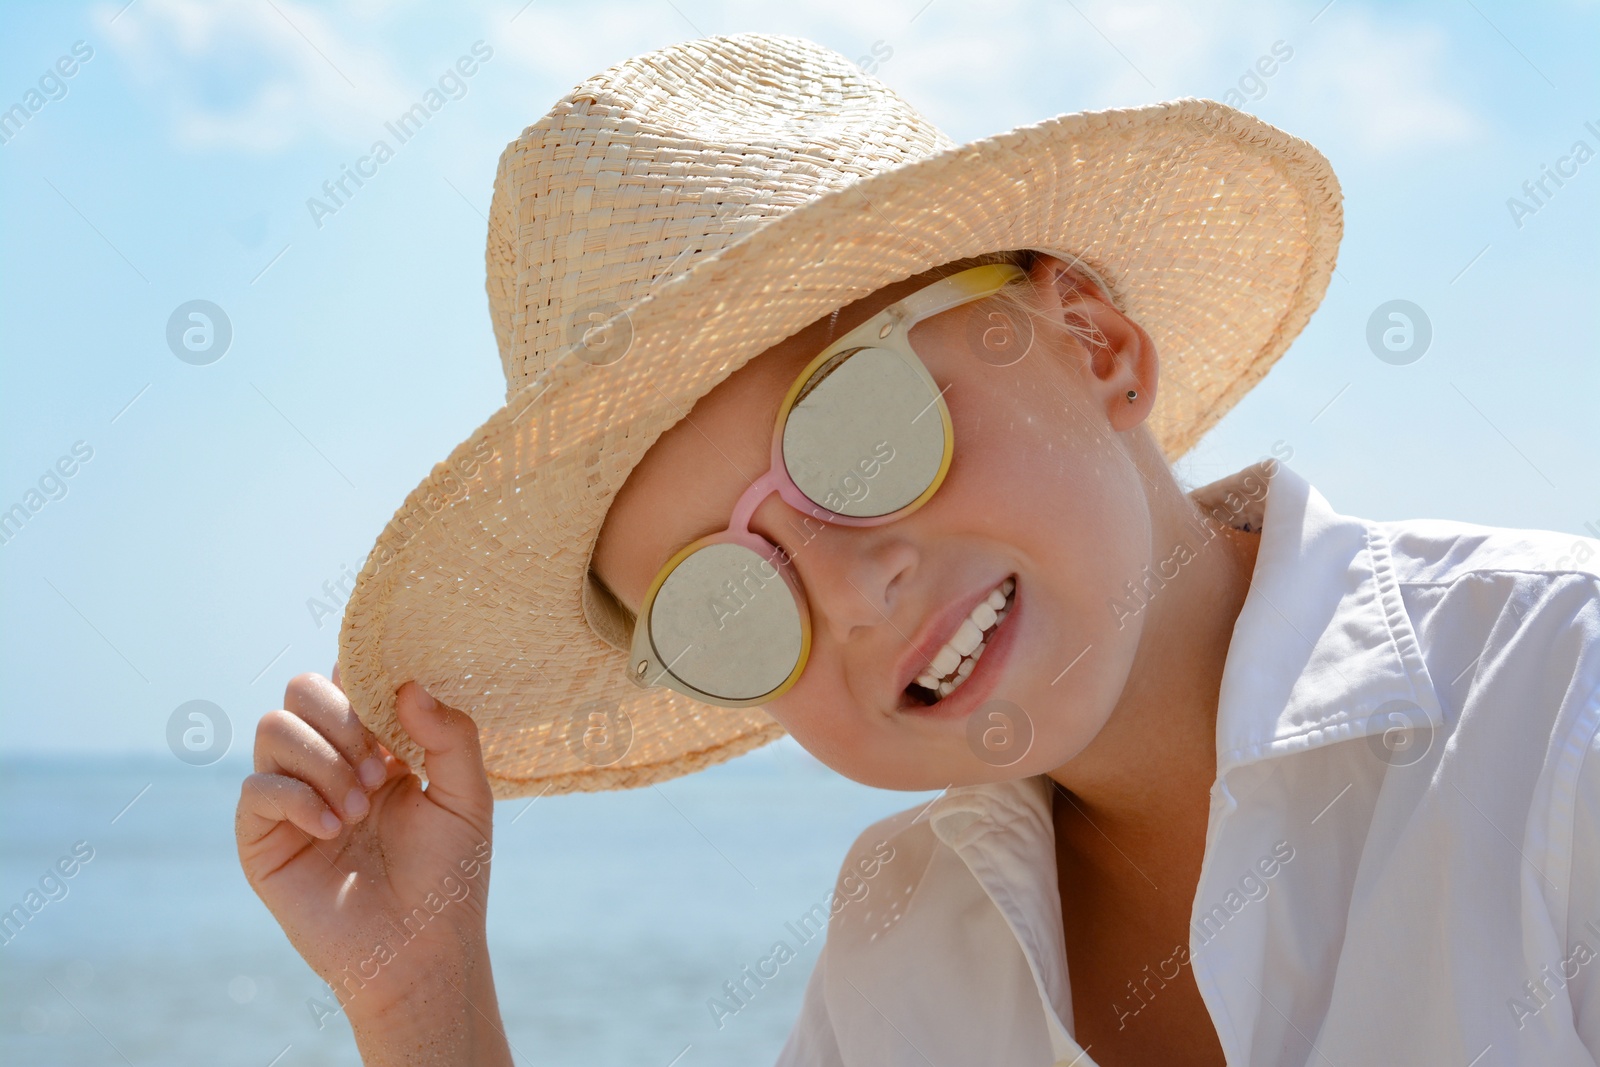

{"left": 929, "top": 645, "right": 961, "bottom": 678}
{"left": 911, "top": 579, "right": 1015, "bottom": 700}
{"left": 950, "top": 618, "right": 983, "bottom": 657}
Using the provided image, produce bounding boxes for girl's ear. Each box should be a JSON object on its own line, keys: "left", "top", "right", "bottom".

{"left": 1028, "top": 252, "right": 1158, "bottom": 434}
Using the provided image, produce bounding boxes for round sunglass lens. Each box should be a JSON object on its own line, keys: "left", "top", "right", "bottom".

{"left": 647, "top": 542, "right": 804, "bottom": 702}
{"left": 781, "top": 346, "right": 948, "bottom": 518}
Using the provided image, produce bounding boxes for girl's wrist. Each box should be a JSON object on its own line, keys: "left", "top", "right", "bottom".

{"left": 345, "top": 936, "right": 513, "bottom": 1066}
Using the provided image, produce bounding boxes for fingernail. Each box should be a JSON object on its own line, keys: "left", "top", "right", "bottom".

{"left": 358, "top": 757, "right": 385, "bottom": 787}
{"left": 320, "top": 810, "right": 341, "bottom": 835}
{"left": 345, "top": 788, "right": 369, "bottom": 819}
{"left": 414, "top": 685, "right": 438, "bottom": 712}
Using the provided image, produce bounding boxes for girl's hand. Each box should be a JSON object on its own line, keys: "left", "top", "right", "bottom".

{"left": 235, "top": 669, "right": 511, "bottom": 1064}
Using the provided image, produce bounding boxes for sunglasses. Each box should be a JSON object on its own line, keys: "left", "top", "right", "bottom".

{"left": 626, "top": 261, "right": 1028, "bottom": 708}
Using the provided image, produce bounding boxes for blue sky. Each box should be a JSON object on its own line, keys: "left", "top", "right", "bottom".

{"left": 2, "top": 0, "right": 1596, "bottom": 755}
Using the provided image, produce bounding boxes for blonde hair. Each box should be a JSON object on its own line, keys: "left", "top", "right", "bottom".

{"left": 927, "top": 246, "right": 1122, "bottom": 366}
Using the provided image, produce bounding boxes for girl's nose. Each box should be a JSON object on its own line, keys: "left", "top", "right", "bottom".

{"left": 755, "top": 495, "right": 918, "bottom": 644}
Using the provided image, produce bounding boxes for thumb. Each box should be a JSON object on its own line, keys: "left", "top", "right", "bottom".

{"left": 394, "top": 681, "right": 494, "bottom": 827}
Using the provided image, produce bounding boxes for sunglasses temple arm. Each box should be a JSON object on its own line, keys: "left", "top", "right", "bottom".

{"left": 894, "top": 263, "right": 1025, "bottom": 328}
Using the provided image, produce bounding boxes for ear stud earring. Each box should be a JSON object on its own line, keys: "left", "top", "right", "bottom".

{"left": 1126, "top": 389, "right": 1137, "bottom": 403}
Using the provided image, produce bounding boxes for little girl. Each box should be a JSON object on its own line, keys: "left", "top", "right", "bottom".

{"left": 235, "top": 33, "right": 1600, "bottom": 1067}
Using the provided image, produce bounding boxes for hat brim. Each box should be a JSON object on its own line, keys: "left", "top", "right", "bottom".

{"left": 337, "top": 97, "right": 1342, "bottom": 799}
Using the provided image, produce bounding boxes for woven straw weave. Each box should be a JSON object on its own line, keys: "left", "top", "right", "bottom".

{"left": 337, "top": 32, "right": 1343, "bottom": 799}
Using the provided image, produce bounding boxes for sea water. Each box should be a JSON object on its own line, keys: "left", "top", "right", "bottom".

{"left": 0, "top": 742, "right": 940, "bottom": 1066}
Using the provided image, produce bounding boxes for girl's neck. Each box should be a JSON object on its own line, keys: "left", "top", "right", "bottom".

{"left": 1046, "top": 512, "right": 1261, "bottom": 847}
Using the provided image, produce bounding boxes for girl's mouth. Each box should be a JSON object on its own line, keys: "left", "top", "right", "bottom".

{"left": 904, "top": 577, "right": 1015, "bottom": 707}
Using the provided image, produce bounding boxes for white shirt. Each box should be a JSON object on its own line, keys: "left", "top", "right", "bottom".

{"left": 775, "top": 459, "right": 1600, "bottom": 1067}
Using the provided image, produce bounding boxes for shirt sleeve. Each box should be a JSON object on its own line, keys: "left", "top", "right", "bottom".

{"left": 773, "top": 939, "right": 846, "bottom": 1067}
{"left": 1569, "top": 718, "right": 1600, "bottom": 1059}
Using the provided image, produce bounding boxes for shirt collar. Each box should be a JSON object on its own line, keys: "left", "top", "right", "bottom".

{"left": 1199, "top": 458, "right": 1446, "bottom": 778}
{"left": 923, "top": 774, "right": 1077, "bottom": 1053}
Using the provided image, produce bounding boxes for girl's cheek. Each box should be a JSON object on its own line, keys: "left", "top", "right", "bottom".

{"left": 764, "top": 684, "right": 817, "bottom": 736}
{"left": 769, "top": 673, "right": 854, "bottom": 746}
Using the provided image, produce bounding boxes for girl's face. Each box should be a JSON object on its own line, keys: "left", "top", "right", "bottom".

{"left": 592, "top": 253, "right": 1164, "bottom": 791}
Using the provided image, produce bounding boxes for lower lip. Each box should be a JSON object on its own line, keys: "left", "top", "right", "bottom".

{"left": 899, "top": 579, "right": 1022, "bottom": 722}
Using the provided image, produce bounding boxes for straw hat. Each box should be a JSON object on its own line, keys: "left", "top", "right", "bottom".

{"left": 336, "top": 31, "right": 1342, "bottom": 799}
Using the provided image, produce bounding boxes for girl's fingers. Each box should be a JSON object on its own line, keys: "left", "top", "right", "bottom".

{"left": 253, "top": 708, "right": 371, "bottom": 822}
{"left": 395, "top": 681, "right": 494, "bottom": 829}
{"left": 322, "top": 666, "right": 411, "bottom": 787}
{"left": 375, "top": 741, "right": 411, "bottom": 785}
{"left": 237, "top": 771, "right": 342, "bottom": 843}
{"left": 284, "top": 672, "right": 388, "bottom": 790}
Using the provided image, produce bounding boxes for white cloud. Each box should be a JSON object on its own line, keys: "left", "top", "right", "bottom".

{"left": 1293, "top": 10, "right": 1484, "bottom": 154}
{"left": 841, "top": 0, "right": 1483, "bottom": 159}
{"left": 102, "top": 0, "right": 1481, "bottom": 162}
{"left": 94, "top": 0, "right": 428, "bottom": 153}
